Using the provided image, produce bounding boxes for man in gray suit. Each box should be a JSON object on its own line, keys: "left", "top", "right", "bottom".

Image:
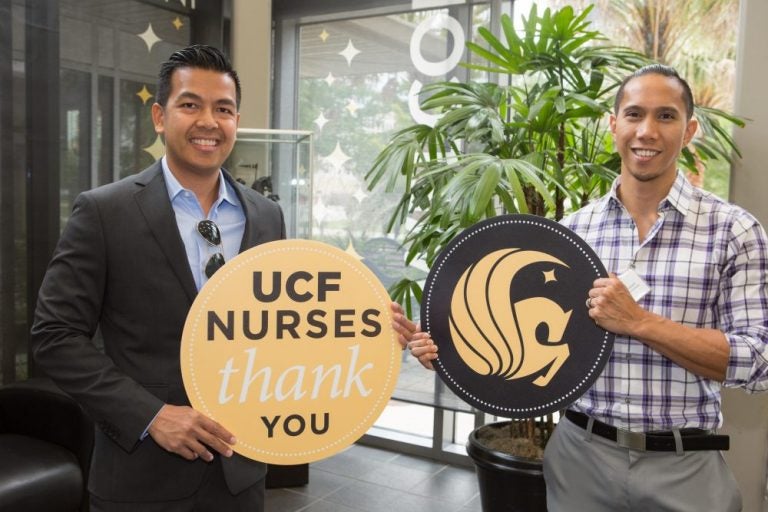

{"left": 31, "top": 45, "right": 279, "bottom": 511}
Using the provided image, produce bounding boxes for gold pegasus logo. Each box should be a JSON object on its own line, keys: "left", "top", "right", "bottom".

{"left": 449, "top": 249, "right": 572, "bottom": 387}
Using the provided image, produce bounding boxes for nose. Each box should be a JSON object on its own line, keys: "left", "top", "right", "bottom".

{"left": 636, "top": 117, "right": 658, "bottom": 140}
{"left": 196, "top": 107, "right": 218, "bottom": 129}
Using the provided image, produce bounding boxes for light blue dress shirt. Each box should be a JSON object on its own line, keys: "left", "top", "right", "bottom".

{"left": 161, "top": 157, "right": 246, "bottom": 291}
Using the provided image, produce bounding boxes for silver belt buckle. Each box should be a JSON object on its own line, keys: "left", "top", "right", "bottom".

{"left": 616, "top": 429, "right": 646, "bottom": 451}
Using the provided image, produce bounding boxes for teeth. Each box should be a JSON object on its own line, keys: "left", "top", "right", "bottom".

{"left": 191, "top": 138, "right": 217, "bottom": 146}
{"left": 634, "top": 149, "right": 658, "bottom": 157}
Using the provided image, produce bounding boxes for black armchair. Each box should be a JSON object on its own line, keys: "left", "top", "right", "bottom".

{"left": 0, "top": 376, "right": 310, "bottom": 510}
{"left": 0, "top": 378, "right": 93, "bottom": 512}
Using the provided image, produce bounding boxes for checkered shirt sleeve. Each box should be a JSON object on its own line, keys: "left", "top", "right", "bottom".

{"left": 561, "top": 171, "right": 768, "bottom": 430}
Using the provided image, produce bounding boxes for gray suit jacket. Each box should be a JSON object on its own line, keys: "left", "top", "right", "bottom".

{"left": 31, "top": 161, "right": 284, "bottom": 501}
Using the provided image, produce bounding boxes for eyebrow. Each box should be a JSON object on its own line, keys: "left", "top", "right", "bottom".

{"left": 621, "top": 104, "right": 681, "bottom": 115}
{"left": 175, "top": 91, "right": 237, "bottom": 108}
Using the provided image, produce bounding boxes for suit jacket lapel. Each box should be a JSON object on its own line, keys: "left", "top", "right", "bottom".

{"left": 133, "top": 163, "right": 198, "bottom": 302}
{"left": 223, "top": 170, "right": 268, "bottom": 251}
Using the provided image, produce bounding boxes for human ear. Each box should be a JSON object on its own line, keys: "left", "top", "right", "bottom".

{"left": 683, "top": 117, "right": 699, "bottom": 145}
{"left": 151, "top": 103, "right": 165, "bottom": 135}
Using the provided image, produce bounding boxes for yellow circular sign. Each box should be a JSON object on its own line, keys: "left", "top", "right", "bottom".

{"left": 181, "top": 240, "right": 400, "bottom": 464}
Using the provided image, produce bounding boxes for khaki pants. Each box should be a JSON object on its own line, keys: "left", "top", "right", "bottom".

{"left": 543, "top": 415, "right": 742, "bottom": 512}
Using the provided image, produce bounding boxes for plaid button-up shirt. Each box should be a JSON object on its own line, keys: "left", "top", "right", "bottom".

{"left": 562, "top": 170, "right": 768, "bottom": 431}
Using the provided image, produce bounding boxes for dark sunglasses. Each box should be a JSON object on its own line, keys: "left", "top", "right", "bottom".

{"left": 197, "top": 220, "right": 225, "bottom": 278}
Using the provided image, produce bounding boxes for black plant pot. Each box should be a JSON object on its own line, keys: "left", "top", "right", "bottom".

{"left": 466, "top": 422, "right": 547, "bottom": 512}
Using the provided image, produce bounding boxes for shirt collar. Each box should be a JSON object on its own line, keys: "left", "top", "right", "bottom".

{"left": 604, "top": 169, "right": 691, "bottom": 216}
{"left": 161, "top": 156, "right": 240, "bottom": 208}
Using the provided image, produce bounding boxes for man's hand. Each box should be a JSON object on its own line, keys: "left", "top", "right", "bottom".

{"left": 587, "top": 273, "right": 648, "bottom": 336}
{"left": 148, "top": 404, "right": 236, "bottom": 462}
{"left": 587, "top": 273, "right": 729, "bottom": 380}
{"left": 390, "top": 302, "right": 417, "bottom": 349}
{"left": 389, "top": 302, "right": 438, "bottom": 370}
{"left": 406, "top": 331, "right": 439, "bottom": 370}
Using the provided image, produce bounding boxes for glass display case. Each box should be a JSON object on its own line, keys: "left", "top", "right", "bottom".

{"left": 225, "top": 128, "right": 314, "bottom": 239}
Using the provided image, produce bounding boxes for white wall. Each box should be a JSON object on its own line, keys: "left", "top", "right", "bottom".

{"left": 722, "top": 0, "right": 768, "bottom": 511}
{"left": 232, "top": 0, "right": 271, "bottom": 129}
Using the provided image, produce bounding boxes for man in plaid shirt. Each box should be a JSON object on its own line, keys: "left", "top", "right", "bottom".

{"left": 399, "top": 64, "right": 768, "bottom": 511}
{"left": 541, "top": 64, "right": 768, "bottom": 511}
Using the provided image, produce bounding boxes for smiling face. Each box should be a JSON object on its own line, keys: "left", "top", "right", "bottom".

{"left": 151, "top": 66, "right": 240, "bottom": 180}
{"left": 610, "top": 73, "right": 698, "bottom": 186}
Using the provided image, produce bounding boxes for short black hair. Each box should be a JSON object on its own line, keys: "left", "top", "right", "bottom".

{"left": 614, "top": 64, "right": 694, "bottom": 121}
{"left": 156, "top": 44, "right": 241, "bottom": 108}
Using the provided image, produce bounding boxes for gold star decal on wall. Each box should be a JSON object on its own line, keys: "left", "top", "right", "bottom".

{"left": 142, "top": 135, "right": 165, "bottom": 161}
{"left": 172, "top": 17, "right": 184, "bottom": 30}
{"left": 543, "top": 269, "right": 557, "bottom": 283}
{"left": 319, "top": 29, "right": 329, "bottom": 42}
{"left": 136, "top": 85, "right": 153, "bottom": 105}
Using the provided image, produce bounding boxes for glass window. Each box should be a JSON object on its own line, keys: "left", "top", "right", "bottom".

{"left": 0, "top": 0, "right": 209, "bottom": 384}
{"left": 96, "top": 75, "right": 115, "bottom": 187}
{"left": 1, "top": 0, "right": 28, "bottom": 384}
{"left": 372, "top": 400, "right": 435, "bottom": 444}
{"left": 119, "top": 79, "right": 159, "bottom": 179}
{"left": 298, "top": 8, "right": 475, "bottom": 253}
{"left": 292, "top": 2, "right": 496, "bottom": 449}
{"left": 60, "top": 68, "right": 92, "bottom": 224}
{"left": 60, "top": 0, "right": 191, "bottom": 185}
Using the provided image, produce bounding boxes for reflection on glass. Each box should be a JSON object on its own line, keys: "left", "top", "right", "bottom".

{"left": 226, "top": 129, "right": 314, "bottom": 239}
{"left": 374, "top": 400, "right": 435, "bottom": 441}
{"left": 299, "top": 10, "right": 463, "bottom": 252}
{"left": 60, "top": 68, "right": 91, "bottom": 228}
{"left": 119, "top": 79, "right": 158, "bottom": 178}
{"left": 97, "top": 76, "right": 114, "bottom": 186}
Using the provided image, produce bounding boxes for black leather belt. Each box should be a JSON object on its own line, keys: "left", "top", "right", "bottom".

{"left": 565, "top": 410, "right": 729, "bottom": 452}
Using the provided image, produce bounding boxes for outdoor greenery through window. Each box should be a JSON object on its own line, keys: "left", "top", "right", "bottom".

{"left": 538, "top": 0, "right": 740, "bottom": 197}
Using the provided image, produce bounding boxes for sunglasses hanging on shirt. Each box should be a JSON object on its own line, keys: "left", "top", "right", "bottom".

{"left": 197, "top": 220, "right": 225, "bottom": 278}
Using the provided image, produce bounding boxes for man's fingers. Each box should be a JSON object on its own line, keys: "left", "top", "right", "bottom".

{"left": 148, "top": 404, "right": 236, "bottom": 460}
{"left": 408, "top": 336, "right": 438, "bottom": 370}
{"left": 389, "top": 301, "right": 405, "bottom": 316}
{"left": 197, "top": 432, "right": 234, "bottom": 459}
{"left": 195, "top": 417, "right": 236, "bottom": 458}
{"left": 177, "top": 445, "right": 200, "bottom": 461}
{"left": 411, "top": 345, "right": 437, "bottom": 359}
{"left": 171, "top": 428, "right": 230, "bottom": 461}
{"left": 386, "top": 303, "right": 438, "bottom": 372}
{"left": 391, "top": 306, "right": 422, "bottom": 350}
{"left": 199, "top": 415, "right": 236, "bottom": 445}
{"left": 391, "top": 315, "right": 417, "bottom": 335}
{"left": 185, "top": 439, "right": 214, "bottom": 462}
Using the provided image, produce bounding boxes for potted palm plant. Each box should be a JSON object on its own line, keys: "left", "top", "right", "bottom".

{"left": 366, "top": 4, "right": 743, "bottom": 512}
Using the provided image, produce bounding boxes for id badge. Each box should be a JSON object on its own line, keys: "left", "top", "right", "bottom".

{"left": 618, "top": 267, "right": 651, "bottom": 302}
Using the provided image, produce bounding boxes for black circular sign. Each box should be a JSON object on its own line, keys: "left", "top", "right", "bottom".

{"left": 421, "top": 214, "right": 614, "bottom": 418}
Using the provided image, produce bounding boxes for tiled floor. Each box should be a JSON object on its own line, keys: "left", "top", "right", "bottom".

{"left": 266, "top": 443, "right": 482, "bottom": 512}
